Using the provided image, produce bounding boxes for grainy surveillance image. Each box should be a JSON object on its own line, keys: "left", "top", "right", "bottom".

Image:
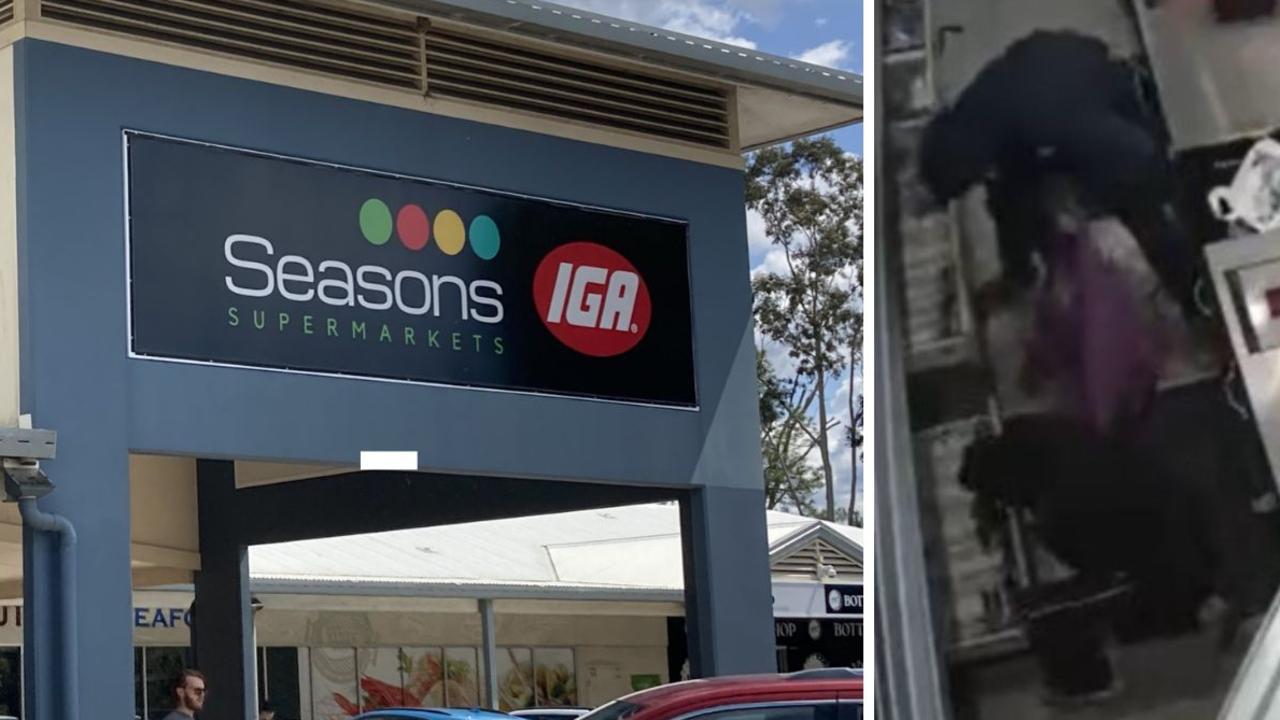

{"left": 876, "top": 0, "right": 1280, "bottom": 717}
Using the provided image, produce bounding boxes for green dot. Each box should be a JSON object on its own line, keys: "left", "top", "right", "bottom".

{"left": 359, "top": 199, "right": 393, "bottom": 245}
{"left": 469, "top": 215, "right": 500, "bottom": 260}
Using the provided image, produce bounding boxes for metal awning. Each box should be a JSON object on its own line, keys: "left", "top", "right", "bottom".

{"left": 380, "top": 0, "right": 863, "bottom": 149}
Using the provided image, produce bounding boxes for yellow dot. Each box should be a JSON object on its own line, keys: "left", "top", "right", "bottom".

{"left": 434, "top": 210, "right": 465, "bottom": 256}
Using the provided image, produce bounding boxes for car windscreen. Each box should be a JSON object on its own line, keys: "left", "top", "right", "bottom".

{"left": 577, "top": 700, "right": 642, "bottom": 720}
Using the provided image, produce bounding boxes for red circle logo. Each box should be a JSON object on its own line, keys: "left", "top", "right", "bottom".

{"left": 533, "top": 242, "right": 652, "bottom": 357}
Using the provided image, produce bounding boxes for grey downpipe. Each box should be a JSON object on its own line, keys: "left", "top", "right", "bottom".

{"left": 18, "top": 497, "right": 78, "bottom": 720}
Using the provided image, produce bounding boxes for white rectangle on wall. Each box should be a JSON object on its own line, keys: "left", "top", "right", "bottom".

{"left": 360, "top": 451, "right": 419, "bottom": 470}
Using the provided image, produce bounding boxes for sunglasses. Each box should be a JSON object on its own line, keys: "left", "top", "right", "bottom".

{"left": 187, "top": 687, "right": 208, "bottom": 697}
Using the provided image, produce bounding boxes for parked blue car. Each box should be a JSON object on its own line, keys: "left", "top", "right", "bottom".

{"left": 354, "top": 709, "right": 517, "bottom": 720}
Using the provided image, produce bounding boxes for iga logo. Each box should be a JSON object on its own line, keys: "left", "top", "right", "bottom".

{"left": 533, "top": 242, "right": 651, "bottom": 357}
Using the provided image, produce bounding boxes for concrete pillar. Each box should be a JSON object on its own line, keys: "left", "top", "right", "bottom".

{"left": 22, "top": 523, "right": 58, "bottom": 720}
{"left": 16, "top": 34, "right": 137, "bottom": 720}
{"left": 193, "top": 460, "right": 257, "bottom": 720}
{"left": 21, "top": 448, "right": 133, "bottom": 720}
{"left": 680, "top": 486, "right": 775, "bottom": 677}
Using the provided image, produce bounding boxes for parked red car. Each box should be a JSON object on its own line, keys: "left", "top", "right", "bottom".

{"left": 580, "top": 669, "right": 863, "bottom": 720}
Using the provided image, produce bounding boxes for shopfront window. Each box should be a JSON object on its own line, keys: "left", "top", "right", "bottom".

{"left": 497, "top": 647, "right": 535, "bottom": 711}
{"left": 443, "top": 647, "right": 481, "bottom": 708}
{"left": 135, "top": 647, "right": 144, "bottom": 717}
{"left": 532, "top": 648, "right": 578, "bottom": 707}
{"left": 774, "top": 620, "right": 864, "bottom": 672}
{"left": 304, "top": 645, "right": 576, "bottom": 715}
{"left": 878, "top": 0, "right": 1280, "bottom": 716}
{"left": 141, "top": 646, "right": 191, "bottom": 719}
{"left": 259, "top": 647, "right": 301, "bottom": 720}
{"left": 0, "top": 647, "right": 20, "bottom": 719}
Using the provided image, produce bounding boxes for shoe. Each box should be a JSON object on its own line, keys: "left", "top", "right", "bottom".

{"left": 1042, "top": 678, "right": 1124, "bottom": 708}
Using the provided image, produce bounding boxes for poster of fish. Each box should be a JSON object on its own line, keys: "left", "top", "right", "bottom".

{"left": 310, "top": 647, "right": 359, "bottom": 720}
{"left": 358, "top": 647, "right": 407, "bottom": 709}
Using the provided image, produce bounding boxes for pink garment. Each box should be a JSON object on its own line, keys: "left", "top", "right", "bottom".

{"left": 1027, "top": 223, "right": 1165, "bottom": 433}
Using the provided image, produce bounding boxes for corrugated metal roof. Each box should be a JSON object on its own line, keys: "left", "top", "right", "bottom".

{"left": 382, "top": 0, "right": 862, "bottom": 104}
{"left": 248, "top": 504, "right": 862, "bottom": 596}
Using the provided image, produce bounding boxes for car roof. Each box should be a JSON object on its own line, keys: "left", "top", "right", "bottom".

{"left": 358, "top": 709, "right": 514, "bottom": 719}
{"left": 617, "top": 672, "right": 864, "bottom": 707}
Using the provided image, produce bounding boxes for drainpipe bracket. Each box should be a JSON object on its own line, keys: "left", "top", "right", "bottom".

{"left": 2, "top": 458, "right": 53, "bottom": 502}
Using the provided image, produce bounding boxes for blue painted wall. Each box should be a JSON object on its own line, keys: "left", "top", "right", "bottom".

{"left": 15, "top": 38, "right": 772, "bottom": 718}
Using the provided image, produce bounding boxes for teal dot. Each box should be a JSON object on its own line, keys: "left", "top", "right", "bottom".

{"left": 359, "top": 199, "right": 393, "bottom": 245}
{"left": 469, "top": 215, "right": 500, "bottom": 260}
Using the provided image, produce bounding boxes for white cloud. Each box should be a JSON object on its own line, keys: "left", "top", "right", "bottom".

{"left": 551, "top": 0, "right": 760, "bottom": 48}
{"left": 815, "top": 17, "right": 828, "bottom": 26}
{"left": 746, "top": 208, "right": 770, "bottom": 256}
{"left": 751, "top": 246, "right": 791, "bottom": 280}
{"left": 756, "top": 331, "right": 799, "bottom": 381}
{"left": 793, "top": 39, "right": 854, "bottom": 69}
{"left": 724, "top": 0, "right": 788, "bottom": 28}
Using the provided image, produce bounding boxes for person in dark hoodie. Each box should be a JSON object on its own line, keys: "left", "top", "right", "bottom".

{"left": 959, "top": 414, "right": 1226, "bottom": 703}
{"left": 920, "top": 30, "right": 1199, "bottom": 315}
{"left": 961, "top": 415, "right": 1217, "bottom": 637}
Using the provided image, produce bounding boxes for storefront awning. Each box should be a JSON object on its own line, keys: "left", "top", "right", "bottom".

{"left": 379, "top": 0, "right": 863, "bottom": 149}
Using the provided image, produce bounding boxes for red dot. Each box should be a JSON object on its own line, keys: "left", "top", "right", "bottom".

{"left": 397, "top": 204, "right": 430, "bottom": 250}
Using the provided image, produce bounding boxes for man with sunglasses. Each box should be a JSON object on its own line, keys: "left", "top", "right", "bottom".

{"left": 163, "top": 668, "right": 207, "bottom": 719}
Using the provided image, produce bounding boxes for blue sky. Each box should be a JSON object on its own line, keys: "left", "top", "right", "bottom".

{"left": 556, "top": 0, "right": 865, "bottom": 515}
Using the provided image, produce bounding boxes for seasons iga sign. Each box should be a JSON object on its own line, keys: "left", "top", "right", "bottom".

{"left": 126, "top": 133, "right": 697, "bottom": 406}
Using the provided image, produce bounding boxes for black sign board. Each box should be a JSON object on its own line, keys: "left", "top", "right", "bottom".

{"left": 126, "top": 133, "right": 698, "bottom": 406}
{"left": 774, "top": 618, "right": 864, "bottom": 671}
{"left": 666, "top": 617, "right": 863, "bottom": 679}
{"left": 824, "top": 584, "right": 864, "bottom": 616}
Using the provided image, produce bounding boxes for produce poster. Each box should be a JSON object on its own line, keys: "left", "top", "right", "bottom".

{"left": 534, "top": 648, "right": 578, "bottom": 706}
{"left": 497, "top": 647, "right": 535, "bottom": 711}
{"left": 310, "top": 645, "right": 579, "bottom": 714}
{"left": 402, "top": 647, "right": 446, "bottom": 707}
{"left": 444, "top": 647, "right": 481, "bottom": 707}
{"left": 311, "top": 647, "right": 358, "bottom": 720}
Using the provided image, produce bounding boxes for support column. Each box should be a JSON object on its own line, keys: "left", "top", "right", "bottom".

{"left": 21, "top": 448, "right": 133, "bottom": 720}
{"left": 679, "top": 486, "right": 775, "bottom": 677}
{"left": 193, "top": 460, "right": 257, "bottom": 720}
{"left": 22, "top": 522, "right": 57, "bottom": 720}
{"left": 480, "top": 598, "right": 498, "bottom": 709}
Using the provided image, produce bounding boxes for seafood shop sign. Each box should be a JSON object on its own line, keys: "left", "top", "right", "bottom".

{"left": 0, "top": 604, "right": 191, "bottom": 643}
